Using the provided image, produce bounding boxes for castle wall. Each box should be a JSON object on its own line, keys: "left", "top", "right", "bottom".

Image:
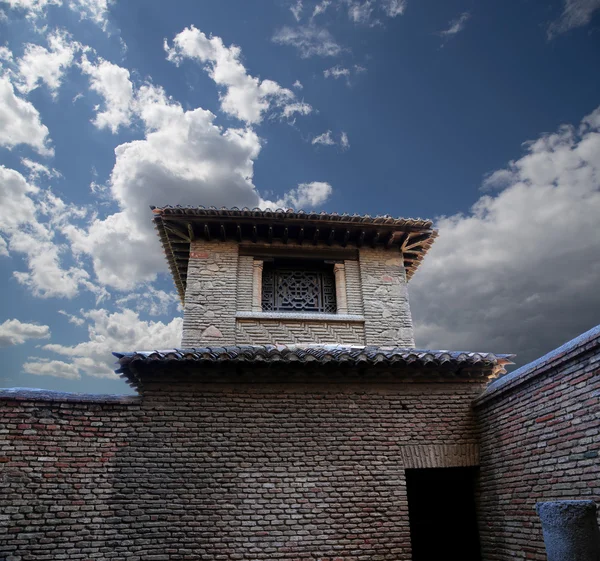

{"left": 181, "top": 240, "right": 414, "bottom": 348}
{"left": 0, "top": 378, "right": 483, "bottom": 561}
{"left": 475, "top": 326, "right": 600, "bottom": 560}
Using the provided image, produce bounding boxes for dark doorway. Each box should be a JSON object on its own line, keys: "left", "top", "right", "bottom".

{"left": 406, "top": 467, "right": 481, "bottom": 561}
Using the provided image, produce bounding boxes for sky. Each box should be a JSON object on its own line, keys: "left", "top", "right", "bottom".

{"left": 0, "top": 0, "right": 599, "bottom": 395}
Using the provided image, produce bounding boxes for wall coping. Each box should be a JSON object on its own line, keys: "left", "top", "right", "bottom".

{"left": 235, "top": 311, "right": 365, "bottom": 322}
{"left": 474, "top": 323, "right": 600, "bottom": 406}
{"left": 0, "top": 387, "right": 140, "bottom": 404}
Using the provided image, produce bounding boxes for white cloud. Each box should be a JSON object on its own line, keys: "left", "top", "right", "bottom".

{"left": 323, "top": 64, "right": 366, "bottom": 85}
{"left": 23, "top": 359, "right": 81, "bottom": 379}
{"left": 312, "top": 130, "right": 336, "bottom": 145}
{"left": 10, "top": 228, "right": 90, "bottom": 298}
{"left": 165, "top": 26, "right": 311, "bottom": 124}
{"left": 293, "top": 79, "right": 303, "bottom": 89}
{"left": 80, "top": 54, "right": 134, "bottom": 133}
{"left": 440, "top": 11, "right": 470, "bottom": 40}
{"left": 41, "top": 308, "right": 183, "bottom": 379}
{"left": 21, "top": 157, "right": 61, "bottom": 181}
{"left": 312, "top": 130, "right": 349, "bottom": 149}
{"left": 0, "top": 73, "right": 53, "bottom": 155}
{"left": 0, "top": 166, "right": 93, "bottom": 298}
{"left": 340, "top": 131, "right": 350, "bottom": 149}
{"left": 58, "top": 309, "right": 85, "bottom": 325}
{"left": 0, "top": 318, "right": 50, "bottom": 347}
{"left": 272, "top": 25, "right": 344, "bottom": 58}
{"left": 411, "top": 105, "right": 600, "bottom": 366}
{"left": 16, "top": 31, "right": 80, "bottom": 96}
{"left": 312, "top": 0, "right": 331, "bottom": 19}
{"left": 3, "top": 0, "right": 112, "bottom": 30}
{"left": 273, "top": 181, "right": 333, "bottom": 209}
{"left": 65, "top": 83, "right": 264, "bottom": 289}
{"left": 381, "top": 0, "right": 406, "bottom": 17}
{"left": 116, "top": 285, "right": 180, "bottom": 316}
{"left": 0, "top": 165, "right": 39, "bottom": 231}
{"left": 346, "top": 1, "right": 375, "bottom": 24}
{"left": 548, "top": 0, "right": 600, "bottom": 37}
{"left": 323, "top": 65, "right": 350, "bottom": 79}
{"left": 290, "top": 0, "right": 303, "bottom": 21}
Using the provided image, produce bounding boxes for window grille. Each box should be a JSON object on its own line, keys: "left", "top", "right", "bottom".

{"left": 262, "top": 263, "right": 337, "bottom": 313}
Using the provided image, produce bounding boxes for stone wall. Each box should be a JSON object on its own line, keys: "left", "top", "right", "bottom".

{"left": 358, "top": 248, "right": 414, "bottom": 347}
{"left": 475, "top": 325, "right": 600, "bottom": 561}
{"left": 182, "top": 240, "right": 239, "bottom": 347}
{"left": 181, "top": 241, "right": 414, "bottom": 348}
{"left": 0, "top": 377, "right": 484, "bottom": 561}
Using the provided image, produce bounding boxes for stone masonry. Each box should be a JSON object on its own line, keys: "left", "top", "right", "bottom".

{"left": 181, "top": 240, "right": 414, "bottom": 348}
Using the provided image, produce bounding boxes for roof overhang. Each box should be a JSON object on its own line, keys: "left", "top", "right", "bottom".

{"left": 114, "top": 345, "right": 514, "bottom": 391}
{"left": 152, "top": 206, "right": 438, "bottom": 303}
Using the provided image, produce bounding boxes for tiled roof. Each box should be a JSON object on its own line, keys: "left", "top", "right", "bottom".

{"left": 114, "top": 345, "right": 513, "bottom": 389}
{"left": 153, "top": 206, "right": 434, "bottom": 229}
{"left": 151, "top": 206, "right": 438, "bottom": 303}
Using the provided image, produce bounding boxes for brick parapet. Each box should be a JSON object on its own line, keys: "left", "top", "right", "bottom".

{"left": 475, "top": 326, "right": 600, "bottom": 560}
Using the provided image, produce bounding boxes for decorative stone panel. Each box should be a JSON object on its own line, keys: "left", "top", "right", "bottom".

{"left": 235, "top": 316, "right": 366, "bottom": 345}
{"left": 358, "top": 247, "right": 414, "bottom": 347}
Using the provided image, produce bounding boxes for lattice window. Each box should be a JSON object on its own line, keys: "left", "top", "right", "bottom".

{"left": 262, "top": 262, "right": 337, "bottom": 313}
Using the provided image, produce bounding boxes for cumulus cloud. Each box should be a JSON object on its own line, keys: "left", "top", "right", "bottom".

{"left": 15, "top": 30, "right": 80, "bottom": 96}
{"left": 65, "top": 82, "right": 264, "bottom": 289}
{"left": 80, "top": 54, "right": 134, "bottom": 132}
{"left": 548, "top": 0, "right": 600, "bottom": 37}
{"left": 41, "top": 308, "right": 183, "bottom": 379}
{"left": 0, "top": 166, "right": 94, "bottom": 298}
{"left": 0, "top": 318, "right": 50, "bottom": 347}
{"left": 0, "top": 73, "right": 53, "bottom": 155}
{"left": 23, "top": 359, "right": 81, "bottom": 379}
{"left": 3, "top": 0, "right": 112, "bottom": 30}
{"left": 165, "top": 26, "right": 311, "bottom": 124}
{"left": 411, "top": 105, "right": 600, "bottom": 366}
{"left": 272, "top": 25, "right": 344, "bottom": 58}
{"left": 273, "top": 181, "right": 333, "bottom": 209}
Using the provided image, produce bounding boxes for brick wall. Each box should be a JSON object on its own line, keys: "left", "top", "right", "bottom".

{"left": 0, "top": 391, "right": 140, "bottom": 561}
{"left": 475, "top": 326, "right": 600, "bottom": 560}
{"left": 1, "top": 375, "right": 484, "bottom": 560}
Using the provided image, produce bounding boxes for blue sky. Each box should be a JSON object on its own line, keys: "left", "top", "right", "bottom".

{"left": 1, "top": 0, "right": 599, "bottom": 394}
